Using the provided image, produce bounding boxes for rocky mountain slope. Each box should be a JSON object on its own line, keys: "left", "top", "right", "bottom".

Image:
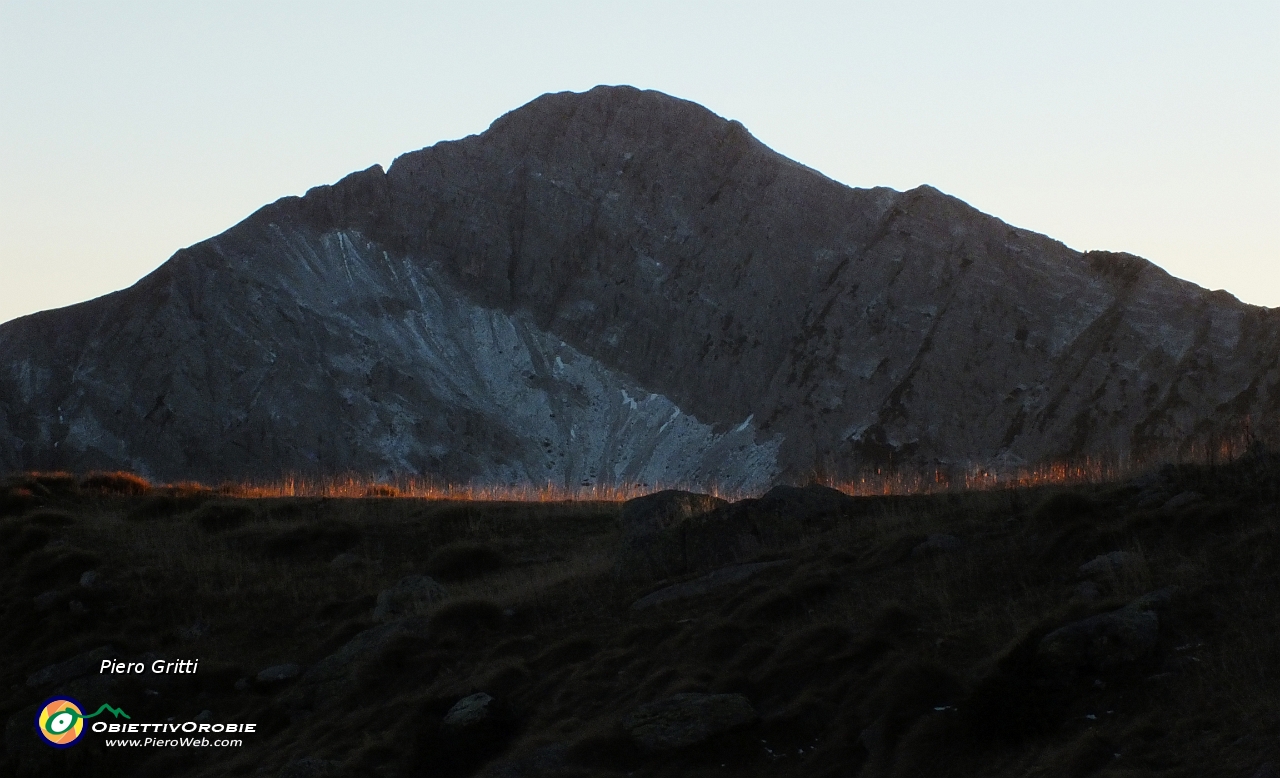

{"left": 2, "top": 85, "right": 1278, "bottom": 486}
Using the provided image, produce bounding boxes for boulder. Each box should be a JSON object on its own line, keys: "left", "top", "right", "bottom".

{"left": 280, "top": 617, "right": 433, "bottom": 710}
{"left": 329, "top": 552, "right": 359, "bottom": 569}
{"left": 621, "top": 490, "right": 726, "bottom": 538}
{"left": 1072, "top": 581, "right": 1101, "bottom": 602}
{"left": 1162, "top": 491, "right": 1203, "bottom": 510}
{"left": 1078, "top": 551, "right": 1136, "bottom": 578}
{"left": 755, "top": 484, "right": 858, "bottom": 522}
{"left": 372, "top": 575, "right": 446, "bottom": 622}
{"left": 178, "top": 619, "right": 210, "bottom": 642}
{"left": 1038, "top": 587, "right": 1177, "bottom": 671}
{"left": 677, "top": 485, "right": 859, "bottom": 576}
{"left": 623, "top": 692, "right": 757, "bottom": 750}
{"left": 1135, "top": 489, "right": 1171, "bottom": 509}
{"left": 442, "top": 692, "right": 494, "bottom": 730}
{"left": 618, "top": 490, "right": 727, "bottom": 580}
{"left": 256, "top": 663, "right": 302, "bottom": 684}
{"left": 32, "top": 589, "right": 61, "bottom": 611}
{"left": 618, "top": 485, "right": 859, "bottom": 581}
{"left": 306, "top": 619, "right": 430, "bottom": 684}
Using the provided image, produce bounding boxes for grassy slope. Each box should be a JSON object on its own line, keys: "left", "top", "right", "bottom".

{"left": 1, "top": 457, "right": 1278, "bottom": 778}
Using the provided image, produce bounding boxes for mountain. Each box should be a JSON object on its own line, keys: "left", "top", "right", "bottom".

{"left": 2, "top": 85, "right": 1278, "bottom": 488}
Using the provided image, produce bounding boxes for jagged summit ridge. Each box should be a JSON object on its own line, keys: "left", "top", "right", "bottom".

{"left": 1, "top": 86, "right": 1277, "bottom": 484}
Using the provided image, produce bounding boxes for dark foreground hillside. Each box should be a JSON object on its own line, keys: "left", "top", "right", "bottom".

{"left": 2, "top": 456, "right": 1279, "bottom": 778}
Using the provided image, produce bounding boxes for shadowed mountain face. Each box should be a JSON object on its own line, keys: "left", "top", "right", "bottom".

{"left": 2, "top": 86, "right": 1279, "bottom": 486}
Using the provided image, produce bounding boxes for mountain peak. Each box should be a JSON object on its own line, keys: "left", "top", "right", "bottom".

{"left": 0, "top": 90, "right": 1271, "bottom": 484}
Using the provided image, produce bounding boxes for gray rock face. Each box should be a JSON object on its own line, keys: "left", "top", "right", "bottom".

{"left": 2, "top": 86, "right": 1278, "bottom": 485}
{"left": 623, "top": 692, "right": 757, "bottom": 750}
{"left": 372, "top": 575, "right": 446, "bottom": 622}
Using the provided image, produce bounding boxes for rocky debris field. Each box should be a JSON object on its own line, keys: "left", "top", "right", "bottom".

{"left": 3, "top": 454, "right": 1280, "bottom": 777}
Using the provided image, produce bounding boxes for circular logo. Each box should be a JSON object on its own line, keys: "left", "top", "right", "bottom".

{"left": 36, "top": 697, "right": 85, "bottom": 748}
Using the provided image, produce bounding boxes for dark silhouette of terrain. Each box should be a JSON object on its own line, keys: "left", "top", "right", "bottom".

{"left": 2, "top": 455, "right": 1279, "bottom": 777}
{"left": 3, "top": 86, "right": 1278, "bottom": 487}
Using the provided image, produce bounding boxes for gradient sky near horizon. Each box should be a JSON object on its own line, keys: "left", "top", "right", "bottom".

{"left": 2, "top": 1, "right": 1277, "bottom": 324}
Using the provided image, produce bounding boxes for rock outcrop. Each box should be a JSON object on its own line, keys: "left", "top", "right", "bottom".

{"left": 623, "top": 692, "right": 757, "bottom": 750}
{"left": 3, "top": 85, "right": 1279, "bottom": 487}
{"left": 371, "top": 575, "right": 446, "bottom": 622}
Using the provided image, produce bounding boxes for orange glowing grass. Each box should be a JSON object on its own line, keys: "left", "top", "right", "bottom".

{"left": 37, "top": 425, "right": 1261, "bottom": 503}
{"left": 197, "top": 433, "right": 1255, "bottom": 502}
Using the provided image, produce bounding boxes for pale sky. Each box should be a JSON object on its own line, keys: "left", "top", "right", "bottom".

{"left": 2, "top": 1, "right": 1277, "bottom": 324}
